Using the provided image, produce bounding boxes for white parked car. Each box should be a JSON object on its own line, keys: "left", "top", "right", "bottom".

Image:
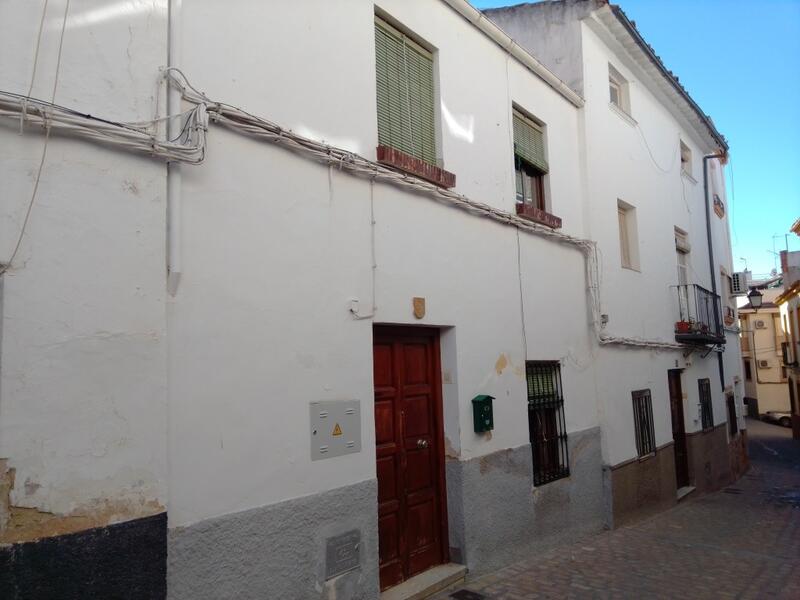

{"left": 762, "top": 411, "right": 792, "bottom": 428}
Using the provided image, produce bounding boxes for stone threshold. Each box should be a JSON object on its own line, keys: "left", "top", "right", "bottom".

{"left": 677, "top": 485, "right": 696, "bottom": 501}
{"left": 381, "top": 563, "right": 467, "bottom": 600}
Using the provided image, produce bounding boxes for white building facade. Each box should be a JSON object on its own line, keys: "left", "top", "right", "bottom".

{"left": 0, "top": 1, "right": 745, "bottom": 598}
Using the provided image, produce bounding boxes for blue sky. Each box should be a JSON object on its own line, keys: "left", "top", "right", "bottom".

{"left": 474, "top": 0, "right": 800, "bottom": 276}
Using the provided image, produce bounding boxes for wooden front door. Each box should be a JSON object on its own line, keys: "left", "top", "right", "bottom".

{"left": 668, "top": 369, "right": 690, "bottom": 488}
{"left": 373, "top": 326, "right": 448, "bottom": 591}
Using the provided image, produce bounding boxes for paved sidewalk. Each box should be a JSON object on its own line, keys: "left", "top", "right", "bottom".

{"left": 436, "top": 419, "right": 800, "bottom": 599}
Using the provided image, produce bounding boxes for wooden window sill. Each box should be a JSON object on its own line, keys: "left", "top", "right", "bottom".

{"left": 376, "top": 145, "right": 455, "bottom": 188}
{"left": 515, "top": 203, "right": 562, "bottom": 229}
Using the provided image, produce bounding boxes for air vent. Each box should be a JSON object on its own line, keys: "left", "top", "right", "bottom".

{"left": 758, "top": 359, "right": 770, "bottom": 369}
{"left": 731, "top": 271, "right": 750, "bottom": 296}
{"left": 754, "top": 319, "right": 767, "bottom": 329}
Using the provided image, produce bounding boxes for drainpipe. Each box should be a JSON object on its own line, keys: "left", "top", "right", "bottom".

{"left": 166, "top": 0, "right": 182, "bottom": 296}
{"left": 703, "top": 153, "right": 726, "bottom": 391}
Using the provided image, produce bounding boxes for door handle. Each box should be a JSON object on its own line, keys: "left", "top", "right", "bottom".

{"left": 416, "top": 439, "right": 429, "bottom": 449}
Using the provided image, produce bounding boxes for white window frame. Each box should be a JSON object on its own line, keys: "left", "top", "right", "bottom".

{"left": 608, "top": 63, "right": 631, "bottom": 115}
{"left": 618, "top": 200, "right": 639, "bottom": 271}
{"left": 680, "top": 140, "right": 693, "bottom": 177}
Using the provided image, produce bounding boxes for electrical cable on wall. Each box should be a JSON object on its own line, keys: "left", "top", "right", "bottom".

{"left": 1, "top": 0, "right": 69, "bottom": 276}
{"left": 516, "top": 228, "right": 529, "bottom": 359}
{"left": 26, "top": 0, "right": 50, "bottom": 98}
{"left": 2, "top": 66, "right": 696, "bottom": 352}
{"left": 636, "top": 125, "right": 679, "bottom": 174}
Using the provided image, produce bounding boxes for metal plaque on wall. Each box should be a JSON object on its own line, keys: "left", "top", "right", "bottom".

{"left": 325, "top": 529, "right": 361, "bottom": 580}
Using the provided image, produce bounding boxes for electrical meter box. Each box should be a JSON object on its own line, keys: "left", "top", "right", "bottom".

{"left": 310, "top": 400, "right": 361, "bottom": 460}
{"left": 472, "top": 395, "right": 494, "bottom": 433}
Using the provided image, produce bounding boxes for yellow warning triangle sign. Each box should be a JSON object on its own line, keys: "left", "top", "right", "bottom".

{"left": 332, "top": 423, "right": 343, "bottom": 437}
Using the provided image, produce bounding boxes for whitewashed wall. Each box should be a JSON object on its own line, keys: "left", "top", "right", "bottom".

{"left": 168, "top": 0, "right": 597, "bottom": 527}
{"left": 0, "top": 0, "right": 168, "bottom": 520}
{"left": 578, "top": 21, "right": 742, "bottom": 465}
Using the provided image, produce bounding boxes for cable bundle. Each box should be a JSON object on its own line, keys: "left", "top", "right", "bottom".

{"left": 0, "top": 90, "right": 207, "bottom": 164}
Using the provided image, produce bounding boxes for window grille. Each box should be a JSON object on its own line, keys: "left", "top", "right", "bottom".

{"left": 698, "top": 378, "right": 714, "bottom": 430}
{"left": 632, "top": 389, "right": 656, "bottom": 456}
{"left": 374, "top": 17, "right": 436, "bottom": 165}
{"left": 526, "top": 361, "right": 569, "bottom": 486}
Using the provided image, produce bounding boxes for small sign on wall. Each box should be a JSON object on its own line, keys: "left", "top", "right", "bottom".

{"left": 310, "top": 400, "right": 361, "bottom": 460}
{"left": 325, "top": 529, "right": 361, "bottom": 579}
{"left": 413, "top": 297, "right": 426, "bottom": 319}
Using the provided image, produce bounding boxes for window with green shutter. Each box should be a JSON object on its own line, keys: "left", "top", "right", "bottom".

{"left": 374, "top": 17, "right": 437, "bottom": 165}
{"left": 513, "top": 110, "right": 548, "bottom": 211}
{"left": 513, "top": 111, "right": 548, "bottom": 174}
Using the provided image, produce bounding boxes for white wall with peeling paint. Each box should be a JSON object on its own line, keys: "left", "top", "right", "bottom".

{"left": 0, "top": 0, "right": 168, "bottom": 522}
{"left": 166, "top": 0, "right": 598, "bottom": 527}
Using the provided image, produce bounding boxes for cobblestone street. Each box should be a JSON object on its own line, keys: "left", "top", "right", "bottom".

{"left": 437, "top": 418, "right": 800, "bottom": 599}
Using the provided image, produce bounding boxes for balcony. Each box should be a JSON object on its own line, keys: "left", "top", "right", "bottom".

{"left": 674, "top": 284, "right": 725, "bottom": 346}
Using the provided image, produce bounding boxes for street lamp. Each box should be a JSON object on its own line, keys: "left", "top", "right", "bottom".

{"left": 747, "top": 289, "right": 763, "bottom": 312}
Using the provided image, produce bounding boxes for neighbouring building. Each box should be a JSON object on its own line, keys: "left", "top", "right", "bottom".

{"left": 485, "top": 0, "right": 746, "bottom": 529}
{"left": 739, "top": 286, "right": 791, "bottom": 417}
{"left": 0, "top": 1, "right": 745, "bottom": 598}
{"left": 776, "top": 224, "right": 800, "bottom": 438}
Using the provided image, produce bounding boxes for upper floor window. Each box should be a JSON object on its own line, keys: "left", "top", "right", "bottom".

{"left": 680, "top": 140, "right": 692, "bottom": 176}
{"left": 608, "top": 63, "right": 631, "bottom": 115}
{"left": 675, "top": 228, "right": 690, "bottom": 284}
{"left": 374, "top": 16, "right": 437, "bottom": 165}
{"left": 513, "top": 110, "right": 549, "bottom": 212}
{"left": 618, "top": 200, "right": 639, "bottom": 270}
{"left": 721, "top": 270, "right": 736, "bottom": 326}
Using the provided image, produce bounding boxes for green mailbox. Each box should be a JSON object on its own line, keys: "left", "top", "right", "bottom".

{"left": 472, "top": 395, "right": 494, "bottom": 433}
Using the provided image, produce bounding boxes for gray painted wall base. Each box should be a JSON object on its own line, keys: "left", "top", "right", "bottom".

{"left": 168, "top": 479, "right": 379, "bottom": 600}
{"left": 446, "top": 427, "right": 604, "bottom": 577}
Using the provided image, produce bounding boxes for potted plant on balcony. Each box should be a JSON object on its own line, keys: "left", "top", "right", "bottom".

{"left": 675, "top": 320, "right": 692, "bottom": 334}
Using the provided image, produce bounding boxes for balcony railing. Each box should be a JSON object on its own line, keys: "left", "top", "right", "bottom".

{"left": 674, "top": 284, "right": 725, "bottom": 345}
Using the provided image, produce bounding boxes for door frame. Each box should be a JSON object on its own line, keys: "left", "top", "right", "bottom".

{"left": 667, "top": 369, "right": 690, "bottom": 488}
{"left": 373, "top": 324, "right": 450, "bottom": 586}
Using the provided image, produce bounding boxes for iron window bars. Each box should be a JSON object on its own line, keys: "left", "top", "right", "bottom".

{"left": 698, "top": 378, "right": 714, "bottom": 430}
{"left": 632, "top": 389, "right": 656, "bottom": 456}
{"left": 526, "top": 361, "right": 569, "bottom": 486}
